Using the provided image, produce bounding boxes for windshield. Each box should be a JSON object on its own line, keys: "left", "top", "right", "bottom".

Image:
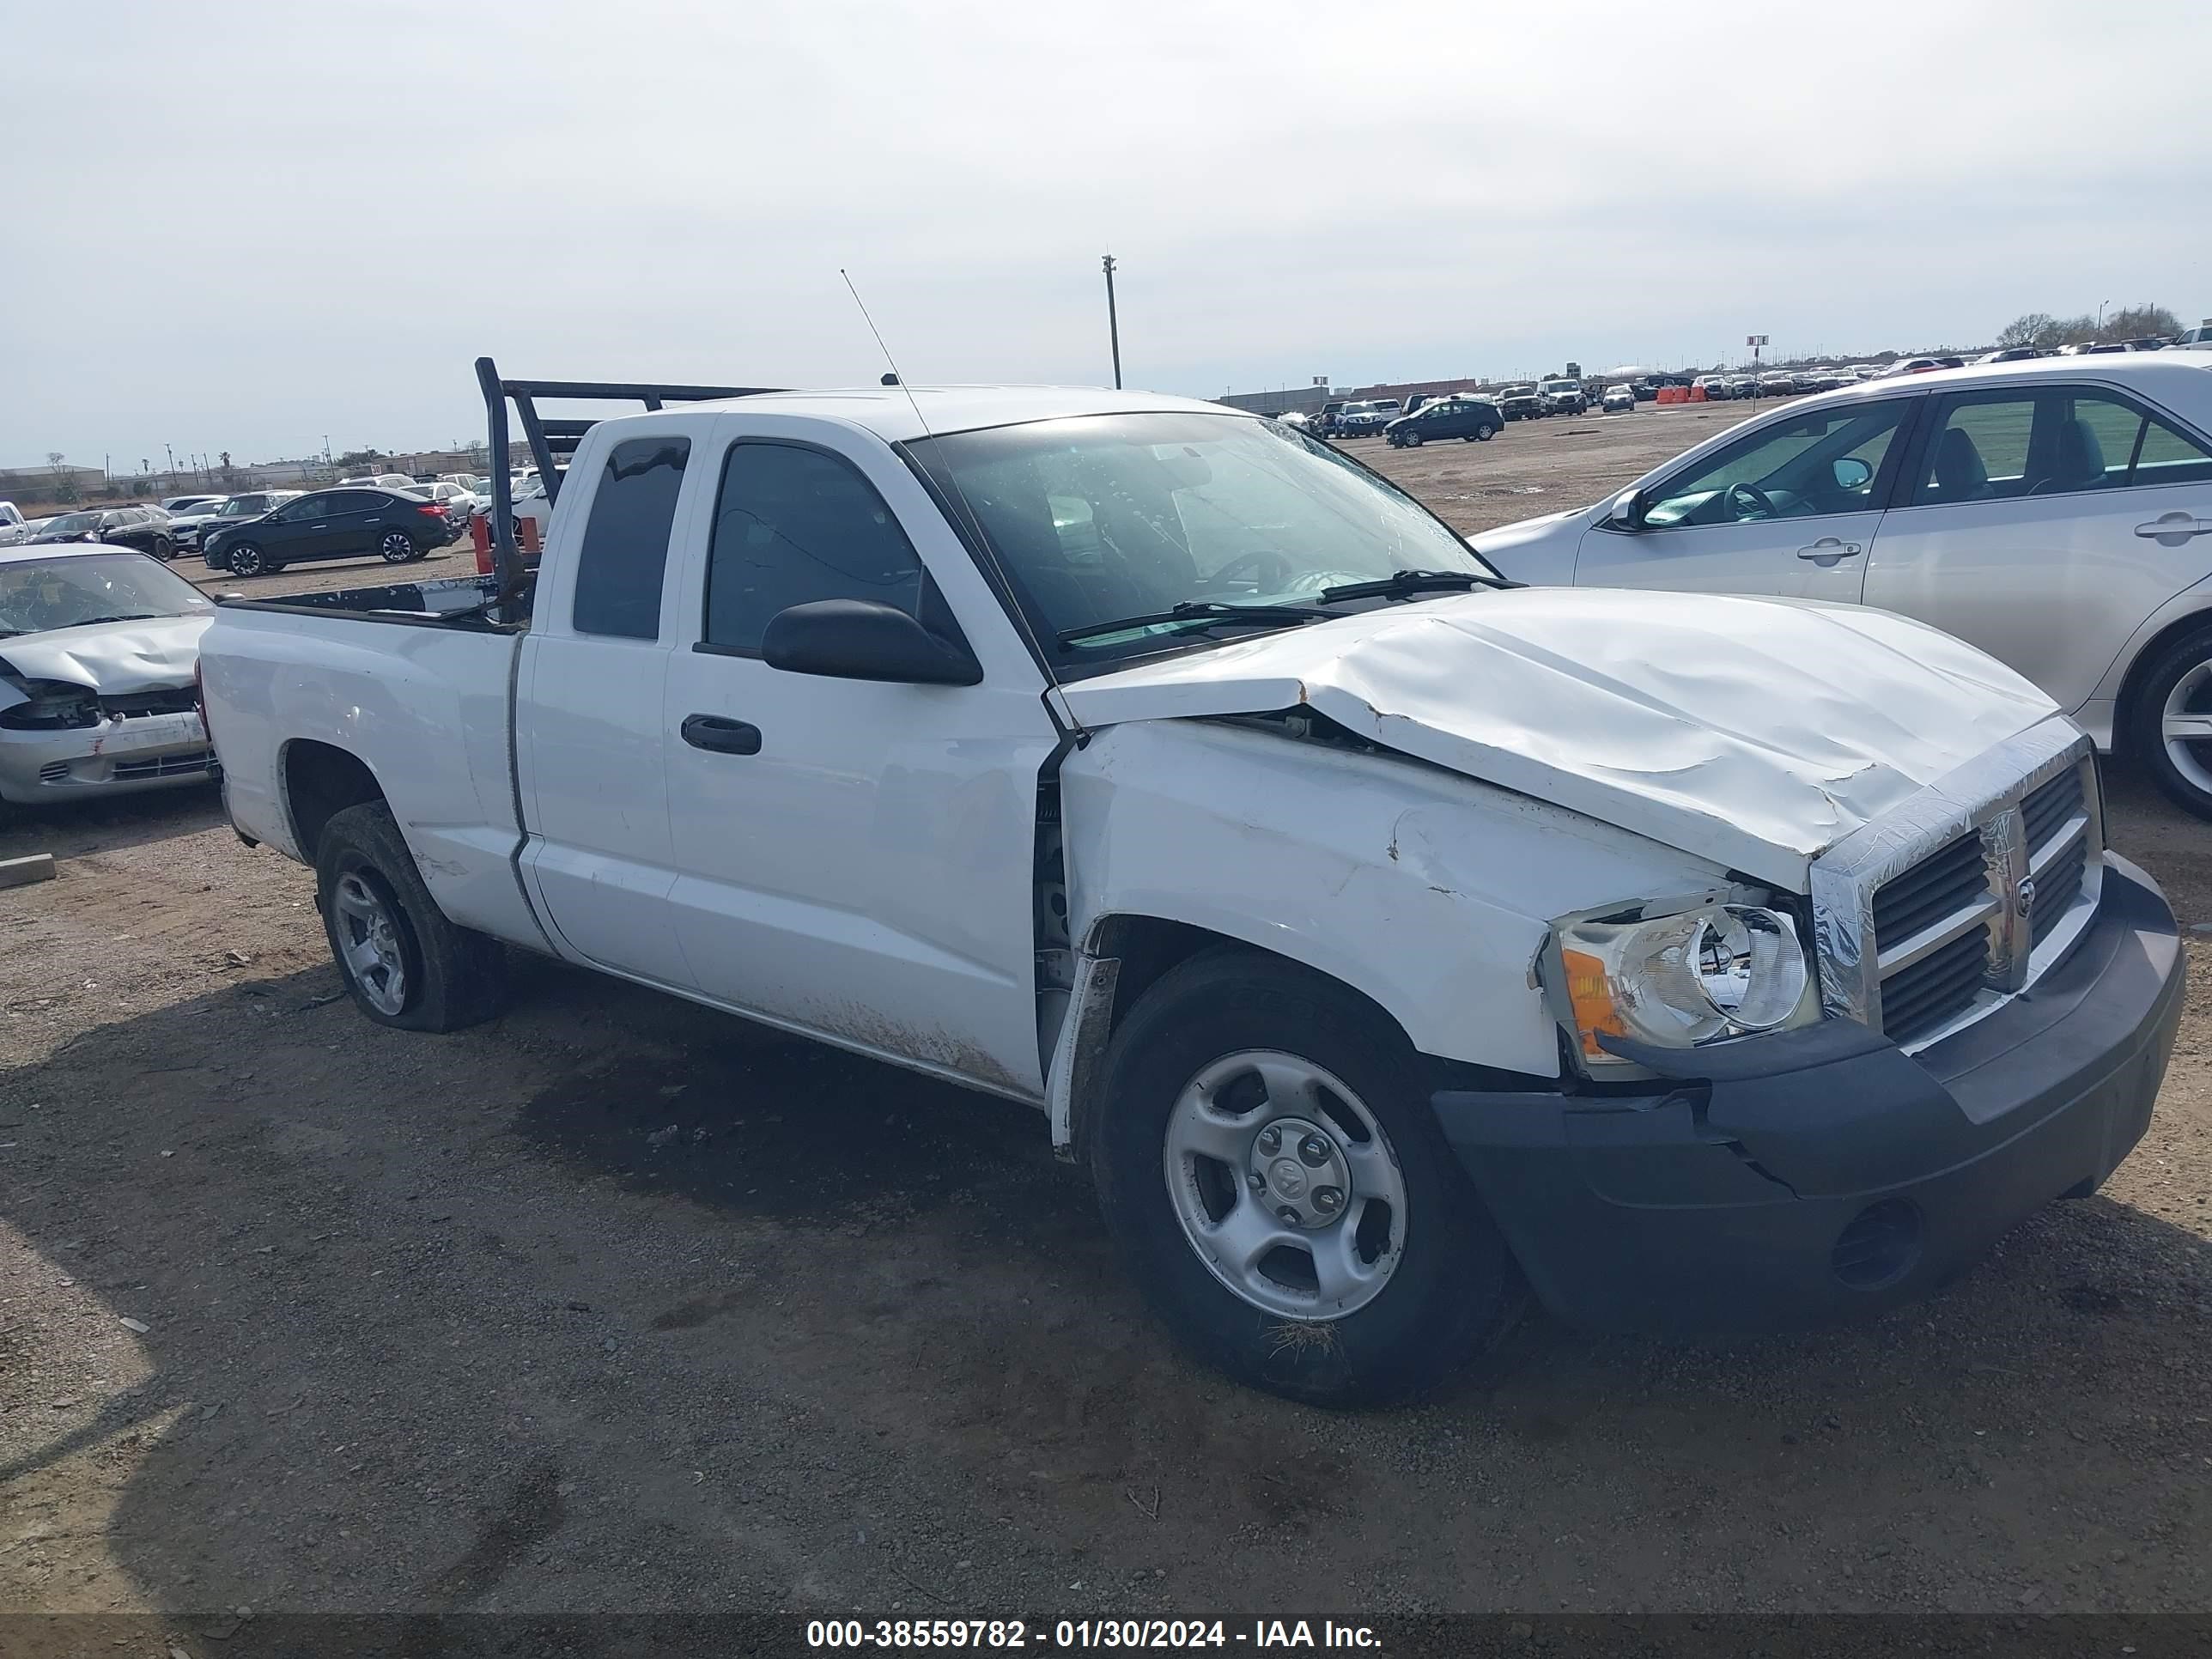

{"left": 41, "top": 513, "right": 101, "bottom": 536}
{"left": 1540, "top": 381, "right": 1577, "bottom": 393}
{"left": 908, "top": 412, "right": 1497, "bottom": 668}
{"left": 218, "top": 495, "right": 269, "bottom": 516}
{"left": 0, "top": 552, "right": 212, "bottom": 638}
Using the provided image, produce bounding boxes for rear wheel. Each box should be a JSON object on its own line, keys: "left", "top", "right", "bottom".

{"left": 1089, "top": 950, "right": 1523, "bottom": 1405}
{"left": 315, "top": 802, "right": 506, "bottom": 1030}
{"left": 379, "top": 529, "right": 417, "bottom": 563}
{"left": 224, "top": 541, "right": 268, "bottom": 576}
{"left": 2130, "top": 626, "right": 2212, "bottom": 819}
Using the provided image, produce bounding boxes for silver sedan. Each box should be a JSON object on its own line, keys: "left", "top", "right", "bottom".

{"left": 0, "top": 547, "right": 216, "bottom": 808}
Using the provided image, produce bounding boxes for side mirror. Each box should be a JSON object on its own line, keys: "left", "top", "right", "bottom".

{"left": 1607, "top": 487, "right": 1647, "bottom": 531}
{"left": 761, "top": 599, "right": 982, "bottom": 686}
{"left": 1831, "top": 456, "right": 1874, "bottom": 490}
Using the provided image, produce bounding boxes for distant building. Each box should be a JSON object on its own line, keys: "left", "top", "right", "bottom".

{"left": 0, "top": 464, "right": 106, "bottom": 506}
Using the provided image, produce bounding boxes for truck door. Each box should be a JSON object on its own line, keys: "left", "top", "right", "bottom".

{"left": 514, "top": 425, "right": 705, "bottom": 988}
{"left": 659, "top": 421, "right": 1060, "bottom": 1097}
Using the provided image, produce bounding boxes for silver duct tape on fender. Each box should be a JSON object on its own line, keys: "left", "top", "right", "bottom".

{"left": 1808, "top": 716, "right": 2093, "bottom": 1035}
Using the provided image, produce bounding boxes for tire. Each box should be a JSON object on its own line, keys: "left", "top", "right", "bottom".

{"left": 224, "top": 541, "right": 268, "bottom": 576}
{"left": 1475, "top": 424, "right": 1496, "bottom": 441}
{"left": 378, "top": 528, "right": 418, "bottom": 564}
{"left": 1401, "top": 428, "right": 1423, "bottom": 447}
{"left": 2129, "top": 625, "right": 2212, "bottom": 818}
{"left": 315, "top": 802, "right": 506, "bottom": 1030}
{"left": 151, "top": 536, "right": 175, "bottom": 562}
{"left": 1089, "top": 949, "right": 1523, "bottom": 1406}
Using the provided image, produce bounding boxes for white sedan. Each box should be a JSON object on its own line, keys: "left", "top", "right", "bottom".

{"left": 1477, "top": 354, "right": 2212, "bottom": 815}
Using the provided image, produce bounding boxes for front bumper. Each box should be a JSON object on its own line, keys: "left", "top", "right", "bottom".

{"left": 1432, "top": 856, "right": 2184, "bottom": 1333}
{"left": 0, "top": 712, "right": 219, "bottom": 804}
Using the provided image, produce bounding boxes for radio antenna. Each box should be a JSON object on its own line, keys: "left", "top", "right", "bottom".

{"left": 836, "top": 268, "right": 1072, "bottom": 708}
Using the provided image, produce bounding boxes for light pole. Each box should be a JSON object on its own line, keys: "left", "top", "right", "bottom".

{"left": 2098, "top": 299, "right": 2112, "bottom": 337}
{"left": 1102, "top": 254, "right": 1122, "bottom": 390}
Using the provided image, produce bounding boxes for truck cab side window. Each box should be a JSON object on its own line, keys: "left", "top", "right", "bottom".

{"left": 570, "top": 436, "right": 691, "bottom": 641}
{"left": 702, "top": 442, "right": 926, "bottom": 654}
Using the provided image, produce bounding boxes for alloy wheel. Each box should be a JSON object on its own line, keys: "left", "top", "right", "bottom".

{"left": 332, "top": 872, "right": 409, "bottom": 1015}
{"left": 2162, "top": 659, "right": 2212, "bottom": 797}
{"left": 1161, "top": 1048, "right": 1407, "bottom": 1320}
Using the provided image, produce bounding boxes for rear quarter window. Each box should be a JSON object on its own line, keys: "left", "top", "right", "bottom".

{"left": 570, "top": 437, "right": 692, "bottom": 640}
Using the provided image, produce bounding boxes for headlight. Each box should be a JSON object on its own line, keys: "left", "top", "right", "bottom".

{"left": 1551, "top": 900, "right": 1815, "bottom": 1067}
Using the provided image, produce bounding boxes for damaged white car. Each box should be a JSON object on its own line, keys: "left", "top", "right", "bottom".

{"left": 0, "top": 546, "right": 218, "bottom": 807}
{"left": 198, "top": 371, "right": 2183, "bottom": 1406}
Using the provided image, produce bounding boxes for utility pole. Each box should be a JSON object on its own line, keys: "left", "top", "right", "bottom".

{"left": 1102, "top": 254, "right": 1122, "bottom": 390}
{"left": 164, "top": 443, "right": 174, "bottom": 481}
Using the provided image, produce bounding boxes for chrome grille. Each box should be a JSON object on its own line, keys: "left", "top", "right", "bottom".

{"left": 1871, "top": 833, "right": 1986, "bottom": 945}
{"left": 1869, "top": 832, "right": 1996, "bottom": 1045}
{"left": 1879, "top": 927, "right": 1990, "bottom": 1045}
{"left": 2021, "top": 767, "right": 2090, "bottom": 951}
{"left": 1808, "top": 720, "right": 2103, "bottom": 1049}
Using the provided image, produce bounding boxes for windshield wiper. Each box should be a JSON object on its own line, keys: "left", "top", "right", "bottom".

{"left": 60, "top": 614, "right": 163, "bottom": 628}
{"left": 1057, "top": 599, "right": 1322, "bottom": 647}
{"left": 1316, "top": 568, "right": 1514, "bottom": 605}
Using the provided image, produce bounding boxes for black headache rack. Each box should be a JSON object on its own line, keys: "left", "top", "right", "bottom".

{"left": 476, "top": 356, "right": 782, "bottom": 618}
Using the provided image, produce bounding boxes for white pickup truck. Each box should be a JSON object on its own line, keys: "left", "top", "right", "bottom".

{"left": 198, "top": 364, "right": 2185, "bottom": 1404}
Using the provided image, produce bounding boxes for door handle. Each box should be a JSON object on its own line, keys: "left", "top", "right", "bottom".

{"left": 680, "top": 714, "right": 763, "bottom": 756}
{"left": 2135, "top": 513, "right": 2212, "bottom": 545}
{"left": 1796, "top": 538, "right": 1863, "bottom": 561}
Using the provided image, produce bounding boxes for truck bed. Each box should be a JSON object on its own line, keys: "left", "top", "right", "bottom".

{"left": 199, "top": 582, "right": 541, "bottom": 949}
{"left": 221, "top": 573, "right": 526, "bottom": 630}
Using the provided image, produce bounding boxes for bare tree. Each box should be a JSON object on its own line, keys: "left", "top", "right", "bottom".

{"left": 1996, "top": 313, "right": 2056, "bottom": 349}
{"left": 46, "top": 451, "right": 81, "bottom": 505}
{"left": 2103, "top": 304, "right": 2179, "bottom": 343}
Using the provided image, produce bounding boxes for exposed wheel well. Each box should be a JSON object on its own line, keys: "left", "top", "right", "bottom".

{"left": 2114, "top": 608, "right": 2212, "bottom": 754}
{"left": 1061, "top": 915, "right": 1413, "bottom": 1156}
{"left": 1057, "top": 913, "right": 1553, "bottom": 1156}
{"left": 283, "top": 740, "right": 386, "bottom": 860}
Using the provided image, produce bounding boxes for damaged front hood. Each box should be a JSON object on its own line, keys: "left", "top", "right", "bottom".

{"left": 0, "top": 615, "right": 210, "bottom": 695}
{"left": 1056, "top": 587, "right": 2058, "bottom": 890}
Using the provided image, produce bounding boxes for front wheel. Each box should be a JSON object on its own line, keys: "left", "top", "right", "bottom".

{"left": 378, "top": 529, "right": 418, "bottom": 563}
{"left": 223, "top": 541, "right": 268, "bottom": 576}
{"left": 1090, "top": 950, "right": 1523, "bottom": 1406}
{"left": 1401, "top": 428, "right": 1422, "bottom": 447}
{"left": 2130, "top": 626, "right": 2212, "bottom": 818}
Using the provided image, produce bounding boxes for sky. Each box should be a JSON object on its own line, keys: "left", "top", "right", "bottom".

{"left": 5, "top": 0, "right": 2210, "bottom": 471}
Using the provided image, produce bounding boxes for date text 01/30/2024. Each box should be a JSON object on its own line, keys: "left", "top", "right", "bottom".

{"left": 805, "top": 1619, "right": 1382, "bottom": 1649}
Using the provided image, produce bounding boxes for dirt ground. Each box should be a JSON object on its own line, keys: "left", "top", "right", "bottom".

{"left": 5, "top": 405, "right": 2209, "bottom": 1638}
